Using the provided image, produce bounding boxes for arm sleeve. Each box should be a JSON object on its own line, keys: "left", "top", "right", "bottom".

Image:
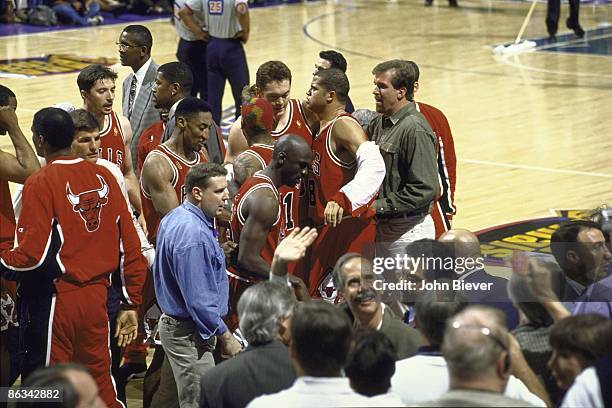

{"left": 330, "top": 141, "right": 385, "bottom": 217}
{"left": 374, "top": 128, "right": 439, "bottom": 215}
{"left": 0, "top": 176, "right": 57, "bottom": 279}
{"left": 505, "top": 376, "right": 547, "bottom": 407}
{"left": 174, "top": 243, "right": 228, "bottom": 339}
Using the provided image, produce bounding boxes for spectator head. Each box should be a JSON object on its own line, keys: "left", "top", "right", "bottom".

{"left": 77, "top": 64, "right": 118, "bottom": 118}
{"left": 414, "top": 289, "right": 467, "bottom": 346}
{"left": 241, "top": 97, "right": 274, "bottom": 141}
{"left": 443, "top": 306, "right": 512, "bottom": 393}
{"left": 290, "top": 300, "right": 352, "bottom": 377}
{"left": 0, "top": 84, "right": 17, "bottom": 135}
{"left": 550, "top": 220, "right": 611, "bottom": 285}
{"left": 174, "top": 97, "right": 213, "bottom": 153}
{"left": 154, "top": 62, "right": 194, "bottom": 110}
{"left": 345, "top": 329, "right": 396, "bottom": 397}
{"left": 332, "top": 254, "right": 381, "bottom": 324}
{"left": 69, "top": 109, "right": 101, "bottom": 164}
{"left": 18, "top": 363, "right": 104, "bottom": 408}
{"left": 372, "top": 60, "right": 417, "bottom": 116}
{"left": 255, "top": 61, "right": 292, "bottom": 119}
{"left": 306, "top": 68, "right": 349, "bottom": 114}
{"left": 314, "top": 50, "right": 348, "bottom": 75}
{"left": 507, "top": 272, "right": 555, "bottom": 327}
{"left": 32, "top": 107, "right": 75, "bottom": 154}
{"left": 238, "top": 280, "right": 295, "bottom": 346}
{"left": 404, "top": 239, "right": 457, "bottom": 283}
{"left": 185, "top": 163, "right": 228, "bottom": 218}
{"left": 271, "top": 134, "right": 312, "bottom": 188}
{"left": 548, "top": 314, "right": 612, "bottom": 389}
{"left": 118, "top": 25, "right": 153, "bottom": 69}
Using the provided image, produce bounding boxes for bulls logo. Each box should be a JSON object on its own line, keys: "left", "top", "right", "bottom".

{"left": 317, "top": 270, "right": 338, "bottom": 303}
{"left": 66, "top": 175, "right": 109, "bottom": 232}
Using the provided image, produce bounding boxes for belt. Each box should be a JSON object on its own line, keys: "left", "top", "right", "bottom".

{"left": 376, "top": 211, "right": 428, "bottom": 220}
{"left": 164, "top": 314, "right": 192, "bottom": 322}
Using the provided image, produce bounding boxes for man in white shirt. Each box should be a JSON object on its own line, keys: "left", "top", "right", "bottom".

{"left": 247, "top": 301, "right": 371, "bottom": 408}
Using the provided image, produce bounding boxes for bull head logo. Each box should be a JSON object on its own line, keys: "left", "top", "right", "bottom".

{"left": 66, "top": 175, "right": 109, "bottom": 232}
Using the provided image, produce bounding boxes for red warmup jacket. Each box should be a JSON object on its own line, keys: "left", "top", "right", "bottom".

{"left": 0, "top": 156, "right": 146, "bottom": 307}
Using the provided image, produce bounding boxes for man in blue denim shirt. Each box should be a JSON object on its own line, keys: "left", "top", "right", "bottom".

{"left": 154, "top": 162, "right": 242, "bottom": 407}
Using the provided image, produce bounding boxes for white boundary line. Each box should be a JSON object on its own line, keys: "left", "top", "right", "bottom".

{"left": 461, "top": 158, "right": 612, "bottom": 178}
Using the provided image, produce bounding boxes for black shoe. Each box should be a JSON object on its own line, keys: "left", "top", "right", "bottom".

{"left": 117, "top": 362, "right": 147, "bottom": 381}
{"left": 449, "top": 0, "right": 458, "bottom": 6}
{"left": 566, "top": 19, "right": 585, "bottom": 37}
{"left": 425, "top": 0, "right": 433, "bottom": 6}
{"left": 548, "top": 34, "right": 557, "bottom": 42}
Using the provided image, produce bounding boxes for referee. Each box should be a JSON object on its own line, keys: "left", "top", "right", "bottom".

{"left": 203, "top": 0, "right": 250, "bottom": 125}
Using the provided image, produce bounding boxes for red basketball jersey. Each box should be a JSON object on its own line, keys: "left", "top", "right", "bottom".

{"left": 137, "top": 120, "right": 165, "bottom": 176}
{"left": 309, "top": 113, "right": 362, "bottom": 225}
{"left": 235, "top": 143, "right": 274, "bottom": 171}
{"left": 99, "top": 111, "right": 127, "bottom": 170}
{"left": 140, "top": 145, "right": 207, "bottom": 244}
{"left": 0, "top": 179, "right": 17, "bottom": 332}
{"left": 228, "top": 172, "right": 282, "bottom": 280}
{"left": 416, "top": 102, "right": 457, "bottom": 236}
{"left": 271, "top": 99, "right": 313, "bottom": 145}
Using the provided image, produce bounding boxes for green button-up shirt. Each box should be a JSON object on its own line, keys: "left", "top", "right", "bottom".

{"left": 365, "top": 102, "right": 439, "bottom": 216}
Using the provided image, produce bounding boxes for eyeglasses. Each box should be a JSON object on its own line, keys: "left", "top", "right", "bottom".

{"left": 115, "top": 42, "right": 139, "bottom": 51}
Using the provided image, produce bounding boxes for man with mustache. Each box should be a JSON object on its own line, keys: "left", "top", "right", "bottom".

{"left": 331, "top": 253, "right": 421, "bottom": 360}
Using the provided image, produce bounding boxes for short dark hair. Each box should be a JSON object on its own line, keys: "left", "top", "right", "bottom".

{"left": 414, "top": 289, "right": 467, "bottom": 345}
{"left": 77, "top": 64, "right": 118, "bottom": 93}
{"left": 158, "top": 62, "right": 193, "bottom": 94}
{"left": 0, "top": 84, "right": 16, "bottom": 105}
{"left": 405, "top": 60, "right": 420, "bottom": 81}
{"left": 372, "top": 59, "right": 417, "bottom": 101}
{"left": 256, "top": 61, "right": 292, "bottom": 89}
{"left": 550, "top": 220, "right": 604, "bottom": 268}
{"left": 314, "top": 68, "right": 349, "bottom": 104}
{"left": 175, "top": 97, "right": 212, "bottom": 120}
{"left": 319, "top": 50, "right": 347, "bottom": 72}
{"left": 33, "top": 107, "right": 75, "bottom": 150}
{"left": 69, "top": 109, "right": 100, "bottom": 133}
{"left": 405, "top": 239, "right": 456, "bottom": 281}
{"left": 345, "top": 329, "right": 396, "bottom": 396}
{"left": 18, "top": 363, "right": 88, "bottom": 408}
{"left": 290, "top": 300, "right": 352, "bottom": 377}
{"left": 550, "top": 314, "right": 612, "bottom": 364}
{"left": 185, "top": 163, "right": 227, "bottom": 193}
{"left": 122, "top": 24, "right": 153, "bottom": 50}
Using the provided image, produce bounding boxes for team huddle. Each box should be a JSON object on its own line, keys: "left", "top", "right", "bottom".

{"left": 0, "top": 22, "right": 458, "bottom": 408}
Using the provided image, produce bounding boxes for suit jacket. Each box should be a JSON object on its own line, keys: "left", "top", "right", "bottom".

{"left": 199, "top": 340, "right": 296, "bottom": 408}
{"left": 380, "top": 306, "right": 422, "bottom": 360}
{"left": 122, "top": 59, "right": 160, "bottom": 174}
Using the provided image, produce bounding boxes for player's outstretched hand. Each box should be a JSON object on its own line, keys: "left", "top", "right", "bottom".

{"left": 115, "top": 309, "right": 139, "bottom": 348}
{"left": 324, "top": 201, "right": 344, "bottom": 227}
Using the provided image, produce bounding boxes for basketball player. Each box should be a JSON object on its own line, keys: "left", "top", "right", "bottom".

{"left": 136, "top": 108, "right": 169, "bottom": 175}
{"left": 408, "top": 61, "right": 457, "bottom": 238}
{"left": 226, "top": 135, "right": 312, "bottom": 329}
{"left": 0, "top": 86, "right": 40, "bottom": 387}
{"left": 0, "top": 107, "right": 146, "bottom": 408}
{"left": 140, "top": 97, "right": 211, "bottom": 243}
{"left": 77, "top": 64, "right": 144, "bottom": 228}
{"left": 304, "top": 68, "right": 385, "bottom": 301}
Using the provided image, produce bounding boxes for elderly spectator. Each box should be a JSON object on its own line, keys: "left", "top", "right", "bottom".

{"left": 332, "top": 253, "right": 422, "bottom": 360}
{"left": 548, "top": 314, "right": 612, "bottom": 391}
{"left": 345, "top": 329, "right": 404, "bottom": 406}
{"left": 200, "top": 281, "right": 296, "bottom": 408}
{"left": 420, "top": 306, "right": 540, "bottom": 407}
{"left": 247, "top": 301, "right": 370, "bottom": 408}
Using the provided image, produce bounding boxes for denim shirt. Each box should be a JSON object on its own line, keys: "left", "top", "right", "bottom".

{"left": 154, "top": 201, "right": 228, "bottom": 339}
{"left": 366, "top": 102, "right": 439, "bottom": 216}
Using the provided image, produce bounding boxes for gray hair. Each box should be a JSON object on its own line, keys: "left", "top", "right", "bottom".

{"left": 443, "top": 306, "right": 510, "bottom": 381}
{"left": 331, "top": 253, "right": 362, "bottom": 293}
{"left": 237, "top": 281, "right": 294, "bottom": 345}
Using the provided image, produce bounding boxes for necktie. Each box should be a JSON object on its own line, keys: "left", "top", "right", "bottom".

{"left": 128, "top": 76, "right": 137, "bottom": 118}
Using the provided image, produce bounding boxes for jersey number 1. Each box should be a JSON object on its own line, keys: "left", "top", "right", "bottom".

{"left": 283, "top": 192, "right": 295, "bottom": 231}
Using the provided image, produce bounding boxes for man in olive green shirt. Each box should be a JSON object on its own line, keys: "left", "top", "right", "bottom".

{"left": 365, "top": 60, "right": 439, "bottom": 257}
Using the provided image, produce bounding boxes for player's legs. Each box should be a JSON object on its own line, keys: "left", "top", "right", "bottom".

{"left": 546, "top": 0, "right": 561, "bottom": 37}
{"left": 221, "top": 40, "right": 249, "bottom": 120}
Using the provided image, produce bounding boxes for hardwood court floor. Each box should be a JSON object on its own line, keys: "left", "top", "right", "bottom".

{"left": 2, "top": 0, "right": 611, "bottom": 233}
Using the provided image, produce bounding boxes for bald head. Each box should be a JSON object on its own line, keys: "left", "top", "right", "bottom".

{"left": 273, "top": 134, "right": 311, "bottom": 159}
{"left": 439, "top": 229, "right": 482, "bottom": 259}
{"left": 272, "top": 134, "right": 313, "bottom": 187}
